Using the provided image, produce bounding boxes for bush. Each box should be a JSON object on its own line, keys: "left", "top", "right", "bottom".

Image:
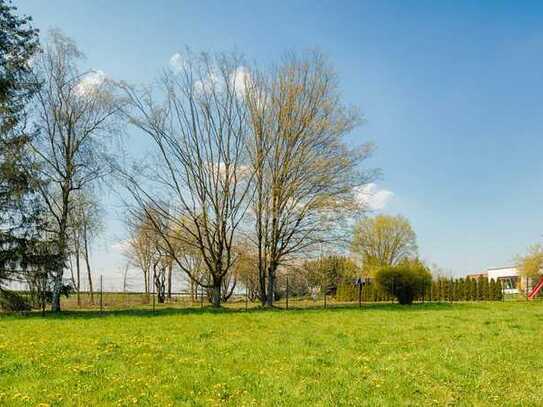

{"left": 375, "top": 260, "right": 432, "bottom": 305}
{"left": 0, "top": 289, "right": 31, "bottom": 312}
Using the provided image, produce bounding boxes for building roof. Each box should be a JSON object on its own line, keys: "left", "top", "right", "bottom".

{"left": 486, "top": 266, "right": 518, "bottom": 279}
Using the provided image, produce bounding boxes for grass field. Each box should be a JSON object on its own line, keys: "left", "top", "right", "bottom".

{"left": 1, "top": 302, "right": 542, "bottom": 406}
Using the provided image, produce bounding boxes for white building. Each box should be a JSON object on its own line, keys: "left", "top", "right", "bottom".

{"left": 486, "top": 266, "right": 520, "bottom": 295}
{"left": 468, "top": 266, "right": 539, "bottom": 296}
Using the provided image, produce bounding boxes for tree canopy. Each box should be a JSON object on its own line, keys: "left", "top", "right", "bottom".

{"left": 351, "top": 214, "right": 417, "bottom": 276}
{"left": 516, "top": 244, "right": 543, "bottom": 279}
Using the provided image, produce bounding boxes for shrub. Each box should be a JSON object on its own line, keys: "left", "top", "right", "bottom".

{"left": 0, "top": 289, "right": 31, "bottom": 312}
{"left": 375, "top": 259, "right": 432, "bottom": 305}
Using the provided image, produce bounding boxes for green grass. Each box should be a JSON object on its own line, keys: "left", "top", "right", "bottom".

{"left": 0, "top": 302, "right": 542, "bottom": 406}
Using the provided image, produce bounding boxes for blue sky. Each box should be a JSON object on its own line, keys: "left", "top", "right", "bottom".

{"left": 13, "top": 0, "right": 543, "bottom": 288}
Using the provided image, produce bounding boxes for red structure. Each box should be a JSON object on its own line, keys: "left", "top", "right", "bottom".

{"left": 528, "top": 276, "right": 543, "bottom": 300}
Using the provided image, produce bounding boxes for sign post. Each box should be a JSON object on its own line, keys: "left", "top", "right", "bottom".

{"left": 356, "top": 278, "right": 366, "bottom": 309}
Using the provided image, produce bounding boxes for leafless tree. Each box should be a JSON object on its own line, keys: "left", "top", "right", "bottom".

{"left": 30, "top": 29, "right": 120, "bottom": 311}
{"left": 118, "top": 51, "right": 253, "bottom": 307}
{"left": 68, "top": 190, "right": 102, "bottom": 305}
{"left": 124, "top": 207, "right": 155, "bottom": 294}
{"left": 152, "top": 247, "right": 168, "bottom": 303}
{"left": 245, "top": 52, "right": 375, "bottom": 306}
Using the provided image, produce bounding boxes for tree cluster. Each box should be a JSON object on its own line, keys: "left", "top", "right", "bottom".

{"left": 119, "top": 50, "right": 373, "bottom": 308}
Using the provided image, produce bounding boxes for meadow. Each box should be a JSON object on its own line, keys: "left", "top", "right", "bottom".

{"left": 0, "top": 302, "right": 542, "bottom": 406}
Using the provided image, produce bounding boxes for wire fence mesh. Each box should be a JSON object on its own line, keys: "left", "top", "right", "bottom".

{"left": 1, "top": 273, "right": 533, "bottom": 315}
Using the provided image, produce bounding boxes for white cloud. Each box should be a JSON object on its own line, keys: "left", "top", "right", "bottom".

{"left": 230, "top": 66, "right": 250, "bottom": 97}
{"left": 355, "top": 183, "right": 394, "bottom": 211}
{"left": 76, "top": 70, "right": 107, "bottom": 96}
{"left": 111, "top": 239, "right": 131, "bottom": 253}
{"left": 205, "top": 161, "right": 251, "bottom": 179}
{"left": 169, "top": 52, "right": 185, "bottom": 72}
{"left": 194, "top": 72, "right": 221, "bottom": 95}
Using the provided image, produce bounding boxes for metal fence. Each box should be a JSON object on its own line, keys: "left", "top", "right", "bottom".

{"left": 1, "top": 273, "right": 533, "bottom": 315}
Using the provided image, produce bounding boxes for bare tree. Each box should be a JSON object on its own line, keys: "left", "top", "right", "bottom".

{"left": 118, "top": 51, "right": 253, "bottom": 307}
{"left": 68, "top": 190, "right": 102, "bottom": 305}
{"left": 30, "top": 30, "right": 120, "bottom": 311}
{"left": 152, "top": 247, "right": 168, "bottom": 303}
{"left": 124, "top": 208, "right": 155, "bottom": 294}
{"left": 245, "top": 52, "right": 374, "bottom": 306}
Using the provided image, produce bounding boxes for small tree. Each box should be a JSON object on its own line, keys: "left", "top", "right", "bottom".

{"left": 375, "top": 259, "right": 431, "bottom": 305}
{"left": 489, "top": 278, "right": 497, "bottom": 300}
{"left": 516, "top": 244, "right": 543, "bottom": 289}
{"left": 304, "top": 255, "right": 359, "bottom": 296}
{"left": 479, "top": 277, "right": 489, "bottom": 300}
{"left": 352, "top": 215, "right": 418, "bottom": 276}
{"left": 494, "top": 279, "right": 503, "bottom": 301}
{"left": 457, "top": 278, "right": 466, "bottom": 301}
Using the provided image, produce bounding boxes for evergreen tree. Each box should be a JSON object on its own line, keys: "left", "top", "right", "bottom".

{"left": 0, "top": 0, "right": 50, "bottom": 290}
{"left": 431, "top": 280, "right": 438, "bottom": 301}
{"left": 439, "top": 279, "right": 446, "bottom": 301}
{"left": 451, "top": 278, "right": 457, "bottom": 301}
{"left": 489, "top": 279, "right": 496, "bottom": 300}
{"left": 464, "top": 278, "right": 471, "bottom": 300}
{"left": 494, "top": 279, "right": 503, "bottom": 301}
{"left": 458, "top": 278, "right": 466, "bottom": 301}
{"left": 480, "top": 277, "right": 490, "bottom": 300}
{"left": 469, "top": 278, "right": 478, "bottom": 301}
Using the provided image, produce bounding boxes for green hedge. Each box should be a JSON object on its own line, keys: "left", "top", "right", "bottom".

{"left": 336, "top": 277, "right": 503, "bottom": 303}
{"left": 336, "top": 281, "right": 393, "bottom": 302}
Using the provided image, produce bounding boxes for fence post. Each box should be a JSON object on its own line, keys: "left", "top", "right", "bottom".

{"left": 152, "top": 270, "right": 156, "bottom": 313}
{"left": 245, "top": 284, "right": 248, "bottom": 312}
{"left": 286, "top": 275, "right": 289, "bottom": 311}
{"left": 358, "top": 283, "right": 362, "bottom": 308}
{"left": 41, "top": 273, "right": 47, "bottom": 317}
{"left": 323, "top": 286, "right": 327, "bottom": 309}
{"left": 200, "top": 286, "right": 204, "bottom": 308}
{"left": 100, "top": 275, "right": 103, "bottom": 314}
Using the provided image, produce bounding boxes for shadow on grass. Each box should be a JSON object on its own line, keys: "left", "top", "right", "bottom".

{"left": 0, "top": 301, "right": 482, "bottom": 320}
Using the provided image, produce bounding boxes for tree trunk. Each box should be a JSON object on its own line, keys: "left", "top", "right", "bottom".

{"left": 190, "top": 279, "right": 197, "bottom": 302}
{"left": 51, "top": 185, "right": 70, "bottom": 313}
{"left": 75, "top": 248, "right": 81, "bottom": 306}
{"left": 83, "top": 223, "right": 94, "bottom": 304}
{"left": 145, "top": 269, "right": 149, "bottom": 294}
{"left": 211, "top": 279, "right": 222, "bottom": 308}
{"left": 51, "top": 220, "right": 68, "bottom": 312}
{"left": 167, "top": 262, "right": 172, "bottom": 299}
{"left": 258, "top": 254, "right": 267, "bottom": 306}
{"left": 265, "top": 261, "right": 277, "bottom": 307}
{"left": 51, "top": 269, "right": 63, "bottom": 312}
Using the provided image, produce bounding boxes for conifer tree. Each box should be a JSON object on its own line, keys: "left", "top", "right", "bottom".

{"left": 457, "top": 278, "right": 466, "bottom": 301}
{"left": 489, "top": 279, "right": 496, "bottom": 300}
{"left": 0, "top": 0, "right": 54, "bottom": 292}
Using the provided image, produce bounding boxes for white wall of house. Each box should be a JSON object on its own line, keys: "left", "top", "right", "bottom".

{"left": 487, "top": 266, "right": 518, "bottom": 280}
{"left": 486, "top": 266, "right": 519, "bottom": 294}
